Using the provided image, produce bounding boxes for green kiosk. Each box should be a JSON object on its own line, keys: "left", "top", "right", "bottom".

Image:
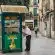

{"left": 1, "top": 5, "right": 28, "bottom": 52}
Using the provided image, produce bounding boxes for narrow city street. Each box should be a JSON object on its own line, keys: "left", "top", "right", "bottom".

{"left": 0, "top": 0, "right": 55, "bottom": 55}
{"left": 0, "top": 31, "right": 55, "bottom": 55}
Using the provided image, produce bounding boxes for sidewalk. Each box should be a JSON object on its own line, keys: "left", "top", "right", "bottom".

{"left": 31, "top": 32, "right": 55, "bottom": 55}
{"left": 0, "top": 31, "right": 55, "bottom": 55}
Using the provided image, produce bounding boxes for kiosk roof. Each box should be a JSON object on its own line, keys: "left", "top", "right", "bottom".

{"left": 1, "top": 5, "right": 28, "bottom": 13}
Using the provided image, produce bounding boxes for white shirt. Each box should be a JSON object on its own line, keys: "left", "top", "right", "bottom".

{"left": 22, "top": 26, "right": 31, "bottom": 36}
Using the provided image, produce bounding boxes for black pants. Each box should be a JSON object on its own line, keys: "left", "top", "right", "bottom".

{"left": 26, "top": 35, "right": 31, "bottom": 50}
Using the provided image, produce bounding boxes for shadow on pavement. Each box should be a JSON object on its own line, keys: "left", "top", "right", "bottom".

{"left": 24, "top": 51, "right": 30, "bottom": 55}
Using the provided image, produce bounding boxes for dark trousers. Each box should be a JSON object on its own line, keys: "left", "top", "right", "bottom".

{"left": 26, "top": 35, "right": 31, "bottom": 50}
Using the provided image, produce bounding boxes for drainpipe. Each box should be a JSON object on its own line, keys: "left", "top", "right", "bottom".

{"left": 53, "top": 0, "right": 55, "bottom": 38}
{"left": 49, "top": 13, "right": 51, "bottom": 38}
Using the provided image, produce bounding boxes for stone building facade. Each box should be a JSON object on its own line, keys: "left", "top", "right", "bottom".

{"left": 38, "top": 0, "right": 55, "bottom": 39}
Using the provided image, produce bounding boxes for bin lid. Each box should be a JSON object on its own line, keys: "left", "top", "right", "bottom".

{"left": 1, "top": 5, "right": 28, "bottom": 13}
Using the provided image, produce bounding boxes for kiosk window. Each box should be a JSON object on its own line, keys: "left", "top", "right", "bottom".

{"left": 5, "top": 16, "right": 20, "bottom": 34}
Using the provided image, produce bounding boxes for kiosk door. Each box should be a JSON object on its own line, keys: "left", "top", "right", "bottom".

{"left": 2, "top": 13, "right": 22, "bottom": 52}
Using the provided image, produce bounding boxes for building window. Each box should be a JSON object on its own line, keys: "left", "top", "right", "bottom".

{"left": 38, "top": 0, "right": 39, "bottom": 3}
{"left": 33, "top": 8, "right": 37, "bottom": 16}
{"left": 33, "top": 0, "right": 37, "bottom": 5}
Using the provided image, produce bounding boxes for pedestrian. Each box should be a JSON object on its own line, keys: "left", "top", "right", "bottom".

{"left": 34, "top": 27, "right": 39, "bottom": 37}
{"left": 22, "top": 25, "right": 31, "bottom": 51}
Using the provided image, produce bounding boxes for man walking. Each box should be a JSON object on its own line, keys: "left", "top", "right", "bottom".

{"left": 22, "top": 25, "right": 31, "bottom": 51}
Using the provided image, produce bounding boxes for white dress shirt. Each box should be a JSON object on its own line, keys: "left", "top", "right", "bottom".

{"left": 22, "top": 26, "right": 31, "bottom": 36}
